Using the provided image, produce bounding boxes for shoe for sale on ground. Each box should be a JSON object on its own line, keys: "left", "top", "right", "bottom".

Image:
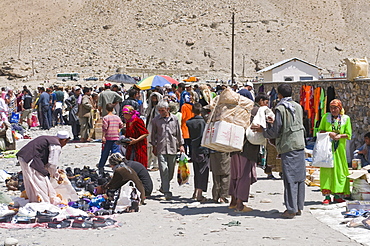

{"left": 322, "top": 199, "right": 331, "bottom": 205}
{"left": 48, "top": 220, "right": 71, "bottom": 229}
{"left": 334, "top": 197, "right": 346, "bottom": 203}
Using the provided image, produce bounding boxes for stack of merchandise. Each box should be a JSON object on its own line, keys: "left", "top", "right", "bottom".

{"left": 93, "top": 119, "right": 103, "bottom": 139}
{"left": 347, "top": 166, "right": 370, "bottom": 200}
{"left": 202, "top": 87, "right": 254, "bottom": 152}
{"left": 305, "top": 167, "right": 320, "bottom": 187}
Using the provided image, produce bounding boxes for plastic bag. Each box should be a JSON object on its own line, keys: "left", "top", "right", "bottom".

{"left": 178, "top": 153, "right": 190, "bottom": 185}
{"left": 312, "top": 132, "right": 334, "bottom": 168}
{"left": 115, "top": 181, "right": 141, "bottom": 213}
{"left": 50, "top": 174, "right": 79, "bottom": 203}
{"left": 31, "top": 113, "right": 39, "bottom": 127}
{"left": 245, "top": 106, "right": 274, "bottom": 145}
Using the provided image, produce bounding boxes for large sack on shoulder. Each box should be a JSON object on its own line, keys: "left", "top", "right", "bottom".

{"left": 212, "top": 88, "right": 254, "bottom": 129}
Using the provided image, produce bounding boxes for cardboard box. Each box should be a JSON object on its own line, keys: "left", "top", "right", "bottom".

{"left": 348, "top": 170, "right": 370, "bottom": 200}
{"left": 201, "top": 121, "right": 244, "bottom": 152}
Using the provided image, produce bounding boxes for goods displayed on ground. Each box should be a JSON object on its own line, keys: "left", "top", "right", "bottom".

{"left": 0, "top": 165, "right": 141, "bottom": 229}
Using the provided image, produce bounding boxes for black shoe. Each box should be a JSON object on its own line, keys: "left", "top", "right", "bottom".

{"left": 48, "top": 220, "right": 71, "bottom": 229}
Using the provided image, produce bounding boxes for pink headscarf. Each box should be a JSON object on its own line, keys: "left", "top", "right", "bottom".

{"left": 122, "top": 105, "right": 140, "bottom": 123}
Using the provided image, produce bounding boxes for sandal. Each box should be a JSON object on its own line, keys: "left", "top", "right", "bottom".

{"left": 235, "top": 206, "right": 253, "bottom": 213}
{"left": 197, "top": 196, "right": 210, "bottom": 203}
{"left": 228, "top": 205, "right": 237, "bottom": 209}
{"left": 219, "top": 197, "right": 229, "bottom": 204}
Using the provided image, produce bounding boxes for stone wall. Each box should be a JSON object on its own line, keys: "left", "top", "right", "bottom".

{"left": 259, "top": 79, "right": 370, "bottom": 149}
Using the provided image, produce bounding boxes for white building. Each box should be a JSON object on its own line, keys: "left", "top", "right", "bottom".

{"left": 258, "top": 57, "right": 322, "bottom": 82}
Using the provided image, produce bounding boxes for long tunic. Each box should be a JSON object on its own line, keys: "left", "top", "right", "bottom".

{"left": 125, "top": 117, "right": 149, "bottom": 168}
{"left": 18, "top": 145, "right": 62, "bottom": 204}
{"left": 318, "top": 113, "right": 352, "bottom": 195}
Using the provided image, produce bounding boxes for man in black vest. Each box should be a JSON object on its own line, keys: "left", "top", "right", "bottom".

{"left": 16, "top": 131, "right": 70, "bottom": 204}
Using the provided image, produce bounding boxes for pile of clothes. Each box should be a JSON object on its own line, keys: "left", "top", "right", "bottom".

{"left": 344, "top": 208, "right": 370, "bottom": 229}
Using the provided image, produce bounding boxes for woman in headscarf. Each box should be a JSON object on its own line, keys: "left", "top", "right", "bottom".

{"left": 95, "top": 152, "right": 146, "bottom": 207}
{"left": 319, "top": 99, "right": 352, "bottom": 204}
{"left": 122, "top": 105, "right": 149, "bottom": 168}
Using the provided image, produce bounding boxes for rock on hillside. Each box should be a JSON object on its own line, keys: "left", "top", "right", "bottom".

{"left": 0, "top": 0, "right": 370, "bottom": 82}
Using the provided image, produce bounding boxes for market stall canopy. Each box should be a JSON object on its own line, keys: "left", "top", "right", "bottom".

{"left": 106, "top": 74, "right": 136, "bottom": 84}
{"left": 136, "top": 75, "right": 179, "bottom": 90}
{"left": 183, "top": 76, "right": 199, "bottom": 82}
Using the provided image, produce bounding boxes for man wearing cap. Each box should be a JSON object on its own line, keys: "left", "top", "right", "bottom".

{"left": 16, "top": 131, "right": 71, "bottom": 205}
{"left": 98, "top": 83, "right": 122, "bottom": 117}
{"left": 246, "top": 82, "right": 255, "bottom": 100}
{"left": 237, "top": 82, "right": 254, "bottom": 101}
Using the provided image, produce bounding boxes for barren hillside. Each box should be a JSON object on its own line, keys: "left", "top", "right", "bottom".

{"left": 1, "top": 0, "right": 370, "bottom": 82}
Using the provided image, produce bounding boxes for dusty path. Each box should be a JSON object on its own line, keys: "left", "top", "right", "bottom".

{"left": 0, "top": 126, "right": 363, "bottom": 246}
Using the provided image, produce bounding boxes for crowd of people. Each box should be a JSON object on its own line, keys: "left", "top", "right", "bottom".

{"left": 8, "top": 79, "right": 368, "bottom": 219}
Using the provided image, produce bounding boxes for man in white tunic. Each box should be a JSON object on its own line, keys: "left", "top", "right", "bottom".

{"left": 16, "top": 131, "right": 70, "bottom": 205}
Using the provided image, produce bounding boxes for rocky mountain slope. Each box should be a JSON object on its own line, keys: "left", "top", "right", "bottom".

{"left": 1, "top": 0, "right": 370, "bottom": 82}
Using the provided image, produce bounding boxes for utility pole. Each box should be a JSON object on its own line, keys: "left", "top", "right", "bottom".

{"left": 32, "top": 60, "right": 35, "bottom": 76}
{"left": 315, "top": 45, "right": 320, "bottom": 65}
{"left": 18, "top": 32, "right": 22, "bottom": 60}
{"left": 242, "top": 54, "right": 245, "bottom": 78}
{"left": 231, "top": 13, "right": 235, "bottom": 84}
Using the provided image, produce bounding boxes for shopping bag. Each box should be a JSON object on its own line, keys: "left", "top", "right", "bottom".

{"left": 10, "top": 112, "right": 20, "bottom": 123}
{"left": 31, "top": 113, "right": 39, "bottom": 127}
{"left": 50, "top": 174, "right": 79, "bottom": 203}
{"left": 177, "top": 153, "right": 190, "bottom": 185}
{"left": 245, "top": 106, "right": 274, "bottom": 145}
{"left": 312, "top": 132, "right": 334, "bottom": 168}
{"left": 114, "top": 181, "right": 141, "bottom": 213}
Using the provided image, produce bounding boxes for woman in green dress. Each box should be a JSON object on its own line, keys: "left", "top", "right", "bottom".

{"left": 318, "top": 99, "right": 352, "bottom": 204}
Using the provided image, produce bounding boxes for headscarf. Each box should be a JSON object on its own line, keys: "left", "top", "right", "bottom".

{"left": 184, "top": 94, "right": 192, "bottom": 104}
{"left": 330, "top": 99, "right": 344, "bottom": 115}
{"left": 108, "top": 153, "right": 132, "bottom": 173}
{"left": 122, "top": 105, "right": 140, "bottom": 123}
{"left": 145, "top": 92, "right": 163, "bottom": 118}
{"left": 108, "top": 152, "right": 124, "bottom": 166}
{"left": 169, "top": 101, "right": 180, "bottom": 114}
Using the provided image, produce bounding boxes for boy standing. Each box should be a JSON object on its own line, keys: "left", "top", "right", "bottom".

{"left": 97, "top": 103, "right": 123, "bottom": 174}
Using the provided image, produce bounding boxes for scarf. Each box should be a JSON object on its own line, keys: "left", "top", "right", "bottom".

{"left": 276, "top": 97, "right": 296, "bottom": 119}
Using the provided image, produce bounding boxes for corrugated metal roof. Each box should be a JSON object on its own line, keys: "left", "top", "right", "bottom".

{"left": 257, "top": 57, "right": 323, "bottom": 73}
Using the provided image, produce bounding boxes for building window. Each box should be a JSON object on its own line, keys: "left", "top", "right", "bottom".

{"left": 299, "top": 76, "right": 313, "bottom": 81}
{"left": 284, "top": 76, "right": 294, "bottom": 81}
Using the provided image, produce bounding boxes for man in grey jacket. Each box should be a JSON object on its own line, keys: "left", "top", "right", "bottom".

{"left": 151, "top": 100, "right": 184, "bottom": 200}
{"left": 253, "top": 84, "right": 305, "bottom": 219}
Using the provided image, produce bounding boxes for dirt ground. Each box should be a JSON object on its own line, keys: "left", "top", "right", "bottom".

{"left": 0, "top": 126, "right": 366, "bottom": 245}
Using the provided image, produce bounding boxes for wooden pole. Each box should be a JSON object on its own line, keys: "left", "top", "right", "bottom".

{"left": 242, "top": 54, "right": 245, "bottom": 78}
{"left": 231, "top": 13, "right": 235, "bottom": 84}
{"left": 315, "top": 45, "right": 320, "bottom": 64}
{"left": 32, "top": 60, "right": 35, "bottom": 76}
{"left": 18, "top": 32, "right": 22, "bottom": 60}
